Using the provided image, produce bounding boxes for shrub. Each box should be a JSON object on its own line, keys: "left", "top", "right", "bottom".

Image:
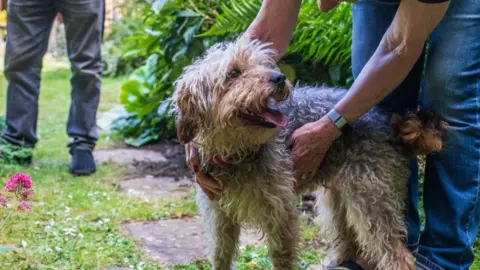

{"left": 101, "top": 0, "right": 149, "bottom": 77}
{"left": 112, "top": 0, "right": 224, "bottom": 146}
{"left": 113, "top": 0, "right": 353, "bottom": 146}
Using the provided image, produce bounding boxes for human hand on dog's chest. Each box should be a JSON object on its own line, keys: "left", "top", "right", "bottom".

{"left": 289, "top": 116, "right": 341, "bottom": 186}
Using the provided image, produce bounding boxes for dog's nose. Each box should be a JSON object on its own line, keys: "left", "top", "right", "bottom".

{"left": 269, "top": 72, "right": 286, "bottom": 90}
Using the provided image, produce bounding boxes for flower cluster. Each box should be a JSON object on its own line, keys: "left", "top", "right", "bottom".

{"left": 1, "top": 172, "right": 34, "bottom": 211}
{"left": 0, "top": 192, "right": 7, "bottom": 207}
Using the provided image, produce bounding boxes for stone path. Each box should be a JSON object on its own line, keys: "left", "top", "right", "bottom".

{"left": 94, "top": 149, "right": 167, "bottom": 165}
{"left": 119, "top": 176, "right": 193, "bottom": 201}
{"left": 122, "top": 217, "right": 264, "bottom": 266}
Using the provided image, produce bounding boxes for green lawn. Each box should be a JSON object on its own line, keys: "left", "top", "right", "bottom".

{"left": 0, "top": 67, "right": 198, "bottom": 269}
{"left": 0, "top": 65, "right": 478, "bottom": 269}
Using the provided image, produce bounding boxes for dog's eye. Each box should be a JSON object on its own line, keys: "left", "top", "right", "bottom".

{"left": 228, "top": 69, "right": 241, "bottom": 79}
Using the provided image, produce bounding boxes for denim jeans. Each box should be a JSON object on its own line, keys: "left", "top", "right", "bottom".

{"left": 352, "top": 0, "right": 480, "bottom": 269}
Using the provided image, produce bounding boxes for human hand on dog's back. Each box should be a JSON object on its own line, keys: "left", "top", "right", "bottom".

{"left": 289, "top": 116, "right": 342, "bottom": 187}
{"left": 185, "top": 144, "right": 221, "bottom": 200}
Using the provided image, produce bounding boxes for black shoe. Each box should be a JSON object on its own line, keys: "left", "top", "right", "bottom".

{"left": 0, "top": 137, "right": 33, "bottom": 164}
{"left": 69, "top": 147, "right": 96, "bottom": 176}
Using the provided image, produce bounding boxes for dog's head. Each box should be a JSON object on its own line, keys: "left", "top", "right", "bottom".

{"left": 172, "top": 37, "right": 293, "bottom": 157}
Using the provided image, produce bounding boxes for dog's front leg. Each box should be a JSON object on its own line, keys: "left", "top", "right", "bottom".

{"left": 262, "top": 193, "right": 298, "bottom": 270}
{"left": 197, "top": 188, "right": 240, "bottom": 270}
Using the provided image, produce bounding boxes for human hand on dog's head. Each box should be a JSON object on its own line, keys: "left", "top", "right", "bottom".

{"left": 317, "top": 0, "right": 357, "bottom": 12}
{"left": 185, "top": 144, "right": 221, "bottom": 200}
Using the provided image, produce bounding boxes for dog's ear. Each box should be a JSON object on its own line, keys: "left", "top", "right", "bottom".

{"left": 175, "top": 88, "right": 199, "bottom": 144}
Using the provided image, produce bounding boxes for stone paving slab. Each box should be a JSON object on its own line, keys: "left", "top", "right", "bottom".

{"left": 97, "top": 105, "right": 127, "bottom": 134}
{"left": 121, "top": 217, "right": 264, "bottom": 266}
{"left": 94, "top": 149, "right": 167, "bottom": 165}
{"left": 120, "top": 176, "right": 194, "bottom": 201}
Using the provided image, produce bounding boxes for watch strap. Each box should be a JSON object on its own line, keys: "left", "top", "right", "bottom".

{"left": 327, "top": 109, "right": 352, "bottom": 134}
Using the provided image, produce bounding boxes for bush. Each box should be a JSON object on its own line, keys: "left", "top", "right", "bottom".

{"left": 202, "top": 0, "right": 353, "bottom": 86}
{"left": 101, "top": 0, "right": 149, "bottom": 77}
{"left": 113, "top": 0, "right": 353, "bottom": 146}
{"left": 112, "top": 0, "right": 224, "bottom": 146}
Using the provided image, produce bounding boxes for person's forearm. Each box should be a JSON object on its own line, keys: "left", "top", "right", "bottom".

{"left": 245, "top": 0, "right": 302, "bottom": 58}
{"left": 334, "top": 37, "right": 424, "bottom": 122}
{"left": 334, "top": 0, "right": 450, "bottom": 123}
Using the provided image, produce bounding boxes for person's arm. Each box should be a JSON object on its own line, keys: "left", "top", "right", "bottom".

{"left": 334, "top": 0, "right": 450, "bottom": 122}
{"left": 245, "top": 0, "right": 302, "bottom": 58}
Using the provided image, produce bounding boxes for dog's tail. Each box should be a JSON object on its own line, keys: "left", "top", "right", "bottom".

{"left": 391, "top": 109, "right": 448, "bottom": 156}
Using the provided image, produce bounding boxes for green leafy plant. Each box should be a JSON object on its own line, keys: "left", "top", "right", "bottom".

{"left": 112, "top": 0, "right": 224, "bottom": 146}
{"left": 102, "top": 0, "right": 149, "bottom": 77}
{"left": 113, "top": 0, "right": 354, "bottom": 146}
{"left": 202, "top": 0, "right": 353, "bottom": 86}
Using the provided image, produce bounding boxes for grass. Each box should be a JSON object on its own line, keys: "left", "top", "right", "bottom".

{"left": 0, "top": 64, "right": 323, "bottom": 269}
{"left": 0, "top": 66, "right": 164, "bottom": 269}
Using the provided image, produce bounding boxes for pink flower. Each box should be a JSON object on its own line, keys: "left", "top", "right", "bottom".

{"left": 0, "top": 194, "right": 7, "bottom": 207}
{"left": 19, "top": 189, "right": 34, "bottom": 200}
{"left": 18, "top": 200, "right": 31, "bottom": 212}
{"left": 5, "top": 173, "right": 32, "bottom": 192}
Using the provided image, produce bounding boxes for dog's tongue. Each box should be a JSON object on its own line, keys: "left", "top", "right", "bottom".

{"left": 260, "top": 109, "right": 288, "bottom": 127}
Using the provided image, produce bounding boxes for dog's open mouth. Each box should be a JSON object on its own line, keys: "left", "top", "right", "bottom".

{"left": 238, "top": 108, "right": 288, "bottom": 128}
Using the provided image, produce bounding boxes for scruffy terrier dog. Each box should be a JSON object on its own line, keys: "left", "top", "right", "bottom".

{"left": 172, "top": 37, "right": 447, "bottom": 270}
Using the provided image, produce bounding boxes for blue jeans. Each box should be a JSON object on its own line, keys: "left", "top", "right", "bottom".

{"left": 352, "top": 1, "right": 480, "bottom": 269}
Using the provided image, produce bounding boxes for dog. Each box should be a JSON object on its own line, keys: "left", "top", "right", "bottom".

{"left": 171, "top": 37, "right": 447, "bottom": 270}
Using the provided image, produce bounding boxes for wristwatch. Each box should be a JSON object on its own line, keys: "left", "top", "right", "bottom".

{"left": 327, "top": 108, "right": 352, "bottom": 134}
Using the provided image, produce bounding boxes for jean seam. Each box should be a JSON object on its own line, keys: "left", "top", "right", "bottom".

{"left": 460, "top": 75, "right": 480, "bottom": 266}
{"left": 416, "top": 252, "right": 446, "bottom": 270}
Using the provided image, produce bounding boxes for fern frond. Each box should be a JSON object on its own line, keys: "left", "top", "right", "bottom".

{"left": 288, "top": 1, "right": 352, "bottom": 65}
{"left": 198, "top": 0, "right": 261, "bottom": 37}
{"left": 201, "top": 0, "right": 352, "bottom": 67}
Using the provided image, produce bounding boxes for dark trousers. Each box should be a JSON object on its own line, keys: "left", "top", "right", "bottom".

{"left": 2, "top": 0, "right": 104, "bottom": 148}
